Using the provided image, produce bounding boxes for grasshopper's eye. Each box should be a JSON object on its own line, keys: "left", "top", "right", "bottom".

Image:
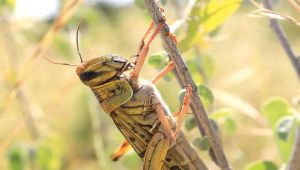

{"left": 79, "top": 71, "right": 98, "bottom": 81}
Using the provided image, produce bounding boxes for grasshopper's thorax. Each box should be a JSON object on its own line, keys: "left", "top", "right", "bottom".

{"left": 76, "top": 54, "right": 134, "bottom": 113}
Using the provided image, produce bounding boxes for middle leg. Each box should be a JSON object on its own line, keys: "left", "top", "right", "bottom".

{"left": 151, "top": 61, "right": 175, "bottom": 84}
{"left": 175, "top": 85, "right": 192, "bottom": 137}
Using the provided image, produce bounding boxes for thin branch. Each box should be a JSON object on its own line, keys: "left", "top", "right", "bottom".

{"left": 17, "top": 89, "right": 40, "bottom": 140}
{"left": 287, "top": 126, "right": 300, "bottom": 170}
{"left": 0, "top": 0, "right": 82, "bottom": 114}
{"left": 263, "top": 0, "right": 300, "bottom": 80}
{"left": 1, "top": 15, "right": 40, "bottom": 140}
{"left": 250, "top": 0, "right": 300, "bottom": 26}
{"left": 144, "top": 0, "right": 231, "bottom": 169}
{"left": 88, "top": 101, "right": 110, "bottom": 170}
{"left": 288, "top": 0, "right": 300, "bottom": 14}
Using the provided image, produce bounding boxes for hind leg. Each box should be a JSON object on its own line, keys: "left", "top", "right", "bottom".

{"left": 110, "top": 140, "right": 132, "bottom": 161}
{"left": 143, "top": 132, "right": 169, "bottom": 170}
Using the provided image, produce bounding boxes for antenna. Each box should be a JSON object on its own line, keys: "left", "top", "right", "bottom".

{"left": 45, "top": 55, "right": 78, "bottom": 67}
{"left": 77, "top": 18, "right": 85, "bottom": 63}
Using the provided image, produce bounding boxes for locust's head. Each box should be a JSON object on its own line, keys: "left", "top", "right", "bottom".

{"left": 71, "top": 20, "right": 133, "bottom": 87}
{"left": 76, "top": 54, "right": 131, "bottom": 87}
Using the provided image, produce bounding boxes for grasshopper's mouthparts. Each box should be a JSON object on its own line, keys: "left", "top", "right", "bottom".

{"left": 76, "top": 64, "right": 85, "bottom": 75}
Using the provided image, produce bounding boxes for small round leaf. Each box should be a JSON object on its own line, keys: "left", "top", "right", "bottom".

{"left": 193, "top": 137, "right": 211, "bottom": 151}
{"left": 185, "top": 117, "right": 197, "bottom": 131}
{"left": 197, "top": 84, "right": 214, "bottom": 105}
{"left": 276, "top": 116, "right": 295, "bottom": 141}
{"left": 8, "top": 145, "right": 23, "bottom": 170}
{"left": 262, "top": 97, "right": 291, "bottom": 128}
{"left": 246, "top": 161, "right": 277, "bottom": 170}
{"left": 148, "top": 51, "right": 168, "bottom": 69}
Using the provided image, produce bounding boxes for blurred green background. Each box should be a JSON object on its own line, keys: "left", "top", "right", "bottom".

{"left": 0, "top": 0, "right": 299, "bottom": 169}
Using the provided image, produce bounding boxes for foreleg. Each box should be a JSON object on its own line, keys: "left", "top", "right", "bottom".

{"left": 130, "top": 23, "right": 164, "bottom": 83}
{"left": 136, "top": 22, "right": 154, "bottom": 59}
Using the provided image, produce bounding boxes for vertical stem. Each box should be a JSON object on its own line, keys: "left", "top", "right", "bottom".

{"left": 0, "top": 0, "right": 82, "bottom": 114}
{"left": 287, "top": 126, "right": 300, "bottom": 170}
{"left": 263, "top": 0, "right": 300, "bottom": 80}
{"left": 89, "top": 102, "right": 110, "bottom": 170}
{"left": 18, "top": 90, "right": 40, "bottom": 140}
{"left": 144, "top": 1, "right": 231, "bottom": 169}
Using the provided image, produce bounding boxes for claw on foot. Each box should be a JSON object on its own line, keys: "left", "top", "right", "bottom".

{"left": 168, "top": 32, "right": 178, "bottom": 44}
{"left": 185, "top": 84, "right": 192, "bottom": 96}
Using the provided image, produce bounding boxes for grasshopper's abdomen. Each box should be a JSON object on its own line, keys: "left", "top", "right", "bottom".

{"left": 92, "top": 77, "right": 206, "bottom": 170}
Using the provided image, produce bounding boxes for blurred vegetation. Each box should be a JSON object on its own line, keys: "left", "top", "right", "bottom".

{"left": 0, "top": 0, "right": 299, "bottom": 170}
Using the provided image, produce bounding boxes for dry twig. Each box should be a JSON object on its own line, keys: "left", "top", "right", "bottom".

{"left": 260, "top": 0, "right": 300, "bottom": 169}
{"left": 17, "top": 90, "right": 40, "bottom": 139}
{"left": 287, "top": 126, "right": 300, "bottom": 170}
{"left": 144, "top": 0, "right": 231, "bottom": 169}
{"left": 249, "top": 0, "right": 300, "bottom": 26}
{"left": 0, "top": 0, "right": 82, "bottom": 114}
{"left": 288, "top": 0, "right": 300, "bottom": 14}
{"left": 258, "top": 0, "right": 300, "bottom": 80}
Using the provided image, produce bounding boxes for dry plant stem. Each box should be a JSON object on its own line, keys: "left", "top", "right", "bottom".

{"left": 144, "top": 0, "right": 231, "bottom": 169}
{"left": 263, "top": 0, "right": 300, "bottom": 80}
{"left": 287, "top": 126, "right": 300, "bottom": 170}
{"left": 89, "top": 103, "right": 109, "bottom": 170}
{"left": 1, "top": 17, "right": 40, "bottom": 140}
{"left": 288, "top": 0, "right": 300, "bottom": 14}
{"left": 18, "top": 89, "right": 39, "bottom": 140}
{"left": 0, "top": 0, "right": 82, "bottom": 114}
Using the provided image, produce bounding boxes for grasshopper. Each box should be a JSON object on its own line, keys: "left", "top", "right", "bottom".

{"left": 73, "top": 18, "right": 207, "bottom": 170}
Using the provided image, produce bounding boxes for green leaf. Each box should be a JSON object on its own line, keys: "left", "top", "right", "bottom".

{"left": 210, "top": 108, "right": 233, "bottom": 119}
{"left": 197, "top": 84, "right": 214, "bottom": 106}
{"left": 186, "top": 58, "right": 205, "bottom": 83}
{"left": 36, "top": 146, "right": 53, "bottom": 170}
{"left": 277, "top": 116, "right": 295, "bottom": 141}
{"left": 148, "top": 51, "right": 173, "bottom": 81}
{"left": 262, "top": 97, "right": 292, "bottom": 128}
{"left": 148, "top": 51, "right": 168, "bottom": 69}
{"left": 274, "top": 116, "right": 296, "bottom": 162}
{"left": 210, "top": 108, "right": 235, "bottom": 133}
{"left": 0, "top": 0, "right": 16, "bottom": 11}
{"left": 178, "top": 0, "right": 203, "bottom": 52}
{"left": 185, "top": 117, "right": 197, "bottom": 131}
{"left": 200, "top": 0, "right": 242, "bottom": 33}
{"left": 178, "top": 0, "right": 241, "bottom": 52}
{"left": 193, "top": 136, "right": 211, "bottom": 151}
{"left": 8, "top": 145, "right": 23, "bottom": 170}
{"left": 224, "top": 117, "right": 236, "bottom": 134}
{"left": 6, "top": 136, "right": 64, "bottom": 170}
{"left": 246, "top": 161, "right": 277, "bottom": 170}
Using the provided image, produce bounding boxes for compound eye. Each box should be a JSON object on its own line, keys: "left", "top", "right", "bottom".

{"left": 79, "top": 71, "right": 98, "bottom": 81}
